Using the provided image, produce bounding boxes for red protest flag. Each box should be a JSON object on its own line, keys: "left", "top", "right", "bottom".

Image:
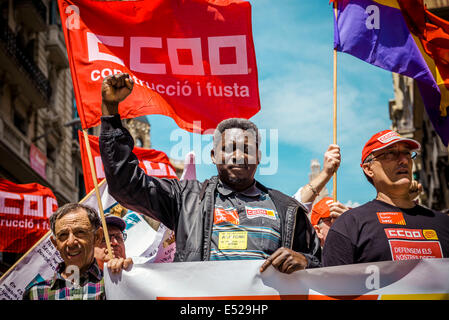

{"left": 78, "top": 131, "right": 178, "bottom": 194}
{"left": 0, "top": 178, "right": 58, "bottom": 253}
{"left": 58, "top": 0, "right": 260, "bottom": 133}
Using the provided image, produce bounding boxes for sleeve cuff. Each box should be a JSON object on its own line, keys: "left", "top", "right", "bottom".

{"left": 292, "top": 187, "right": 313, "bottom": 213}
{"left": 101, "top": 114, "right": 122, "bottom": 129}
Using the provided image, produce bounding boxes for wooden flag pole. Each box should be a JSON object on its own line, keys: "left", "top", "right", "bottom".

{"left": 82, "top": 129, "right": 114, "bottom": 260}
{"left": 333, "top": 0, "right": 338, "bottom": 202}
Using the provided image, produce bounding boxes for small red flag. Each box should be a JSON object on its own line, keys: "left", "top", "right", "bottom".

{"left": 0, "top": 178, "right": 58, "bottom": 253}
{"left": 78, "top": 131, "right": 178, "bottom": 194}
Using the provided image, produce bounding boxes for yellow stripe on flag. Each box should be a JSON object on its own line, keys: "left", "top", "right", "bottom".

{"left": 372, "top": 0, "right": 400, "bottom": 10}
{"left": 381, "top": 293, "right": 449, "bottom": 300}
{"left": 412, "top": 34, "right": 449, "bottom": 117}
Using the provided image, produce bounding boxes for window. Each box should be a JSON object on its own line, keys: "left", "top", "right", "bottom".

{"left": 71, "top": 92, "right": 81, "bottom": 140}
{"left": 47, "top": 143, "right": 57, "bottom": 163}
{"left": 13, "top": 110, "right": 28, "bottom": 136}
{"left": 49, "top": 0, "right": 62, "bottom": 27}
{"left": 76, "top": 167, "right": 85, "bottom": 201}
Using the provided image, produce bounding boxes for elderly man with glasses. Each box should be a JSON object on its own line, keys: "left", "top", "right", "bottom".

{"left": 322, "top": 130, "right": 449, "bottom": 266}
{"left": 95, "top": 214, "right": 133, "bottom": 273}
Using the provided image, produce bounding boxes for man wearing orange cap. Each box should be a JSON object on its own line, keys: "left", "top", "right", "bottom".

{"left": 311, "top": 197, "right": 349, "bottom": 248}
{"left": 323, "top": 130, "right": 449, "bottom": 266}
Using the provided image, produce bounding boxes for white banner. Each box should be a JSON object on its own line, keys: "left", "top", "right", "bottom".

{"left": 105, "top": 258, "right": 449, "bottom": 300}
{"left": 123, "top": 211, "right": 158, "bottom": 258}
{"left": 0, "top": 236, "right": 61, "bottom": 300}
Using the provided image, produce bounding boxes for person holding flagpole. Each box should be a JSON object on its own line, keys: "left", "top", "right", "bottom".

{"left": 293, "top": 143, "right": 343, "bottom": 213}
{"left": 99, "top": 73, "right": 321, "bottom": 273}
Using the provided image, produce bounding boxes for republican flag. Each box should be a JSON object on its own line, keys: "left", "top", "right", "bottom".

{"left": 58, "top": 0, "right": 260, "bottom": 133}
{"left": 0, "top": 178, "right": 58, "bottom": 253}
{"left": 333, "top": 0, "right": 449, "bottom": 146}
{"left": 78, "top": 132, "right": 178, "bottom": 193}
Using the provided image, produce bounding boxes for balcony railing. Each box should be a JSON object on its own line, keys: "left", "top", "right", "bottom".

{"left": 0, "top": 20, "right": 51, "bottom": 102}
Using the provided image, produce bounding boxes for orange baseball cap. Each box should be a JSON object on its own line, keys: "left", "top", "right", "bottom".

{"left": 360, "top": 130, "right": 420, "bottom": 166}
{"left": 311, "top": 197, "right": 333, "bottom": 226}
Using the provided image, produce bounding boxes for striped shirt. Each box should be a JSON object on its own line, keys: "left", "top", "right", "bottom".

{"left": 23, "top": 261, "right": 105, "bottom": 300}
{"left": 210, "top": 180, "right": 282, "bottom": 261}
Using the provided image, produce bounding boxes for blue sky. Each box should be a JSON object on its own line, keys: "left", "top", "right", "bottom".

{"left": 146, "top": 0, "right": 394, "bottom": 206}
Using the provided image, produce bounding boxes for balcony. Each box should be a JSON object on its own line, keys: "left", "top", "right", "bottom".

{"left": 46, "top": 24, "right": 69, "bottom": 68}
{"left": 16, "top": 0, "right": 47, "bottom": 32}
{"left": 0, "top": 117, "right": 77, "bottom": 204}
{"left": 0, "top": 118, "right": 30, "bottom": 164}
{"left": 0, "top": 19, "right": 51, "bottom": 106}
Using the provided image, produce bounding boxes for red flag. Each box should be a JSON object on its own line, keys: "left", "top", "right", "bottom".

{"left": 399, "top": 0, "right": 449, "bottom": 119}
{"left": 78, "top": 131, "right": 178, "bottom": 194}
{"left": 58, "top": 0, "right": 260, "bottom": 133}
{"left": 0, "top": 178, "right": 58, "bottom": 253}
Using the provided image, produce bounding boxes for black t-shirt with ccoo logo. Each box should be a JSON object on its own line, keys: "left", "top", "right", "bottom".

{"left": 322, "top": 200, "right": 449, "bottom": 267}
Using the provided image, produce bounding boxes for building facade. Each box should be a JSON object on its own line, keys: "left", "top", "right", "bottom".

{"left": 389, "top": 0, "right": 449, "bottom": 211}
{"left": 0, "top": 0, "right": 79, "bottom": 273}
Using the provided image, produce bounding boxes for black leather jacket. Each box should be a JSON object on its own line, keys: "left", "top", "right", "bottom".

{"left": 99, "top": 115, "right": 321, "bottom": 267}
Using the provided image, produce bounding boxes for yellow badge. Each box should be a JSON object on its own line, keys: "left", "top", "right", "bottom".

{"left": 423, "top": 229, "right": 438, "bottom": 240}
{"left": 218, "top": 231, "right": 248, "bottom": 250}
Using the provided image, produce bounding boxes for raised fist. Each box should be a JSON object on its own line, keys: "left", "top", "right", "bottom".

{"left": 101, "top": 73, "right": 134, "bottom": 115}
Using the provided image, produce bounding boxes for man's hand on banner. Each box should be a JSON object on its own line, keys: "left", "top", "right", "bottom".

{"left": 101, "top": 73, "right": 134, "bottom": 116}
{"left": 106, "top": 257, "right": 133, "bottom": 274}
{"left": 259, "top": 247, "right": 307, "bottom": 274}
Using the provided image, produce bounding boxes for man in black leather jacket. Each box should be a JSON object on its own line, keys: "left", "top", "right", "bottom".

{"left": 99, "top": 73, "right": 321, "bottom": 273}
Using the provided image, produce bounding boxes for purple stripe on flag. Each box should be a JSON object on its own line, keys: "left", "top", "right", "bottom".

{"left": 335, "top": 0, "right": 436, "bottom": 86}
{"left": 334, "top": 0, "right": 449, "bottom": 145}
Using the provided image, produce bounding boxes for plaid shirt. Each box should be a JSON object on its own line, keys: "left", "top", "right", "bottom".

{"left": 23, "top": 261, "right": 105, "bottom": 300}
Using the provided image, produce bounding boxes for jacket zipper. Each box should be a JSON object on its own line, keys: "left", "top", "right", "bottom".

{"left": 285, "top": 205, "right": 298, "bottom": 249}
{"left": 202, "top": 179, "right": 216, "bottom": 261}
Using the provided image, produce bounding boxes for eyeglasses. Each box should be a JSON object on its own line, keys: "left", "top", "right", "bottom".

{"left": 365, "top": 149, "right": 417, "bottom": 163}
{"left": 102, "top": 232, "right": 127, "bottom": 244}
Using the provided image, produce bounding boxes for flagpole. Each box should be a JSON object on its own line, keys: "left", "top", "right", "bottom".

{"left": 333, "top": 0, "right": 338, "bottom": 202}
{"left": 82, "top": 129, "right": 114, "bottom": 260}
{"left": 0, "top": 180, "right": 107, "bottom": 282}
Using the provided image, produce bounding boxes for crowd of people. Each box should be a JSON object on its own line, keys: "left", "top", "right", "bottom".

{"left": 23, "top": 73, "right": 449, "bottom": 300}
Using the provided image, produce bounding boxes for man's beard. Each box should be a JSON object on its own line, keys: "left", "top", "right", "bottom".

{"left": 226, "top": 175, "right": 243, "bottom": 185}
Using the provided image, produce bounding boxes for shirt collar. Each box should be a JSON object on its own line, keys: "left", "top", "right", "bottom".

{"left": 52, "top": 260, "right": 103, "bottom": 289}
{"left": 217, "top": 179, "right": 262, "bottom": 197}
